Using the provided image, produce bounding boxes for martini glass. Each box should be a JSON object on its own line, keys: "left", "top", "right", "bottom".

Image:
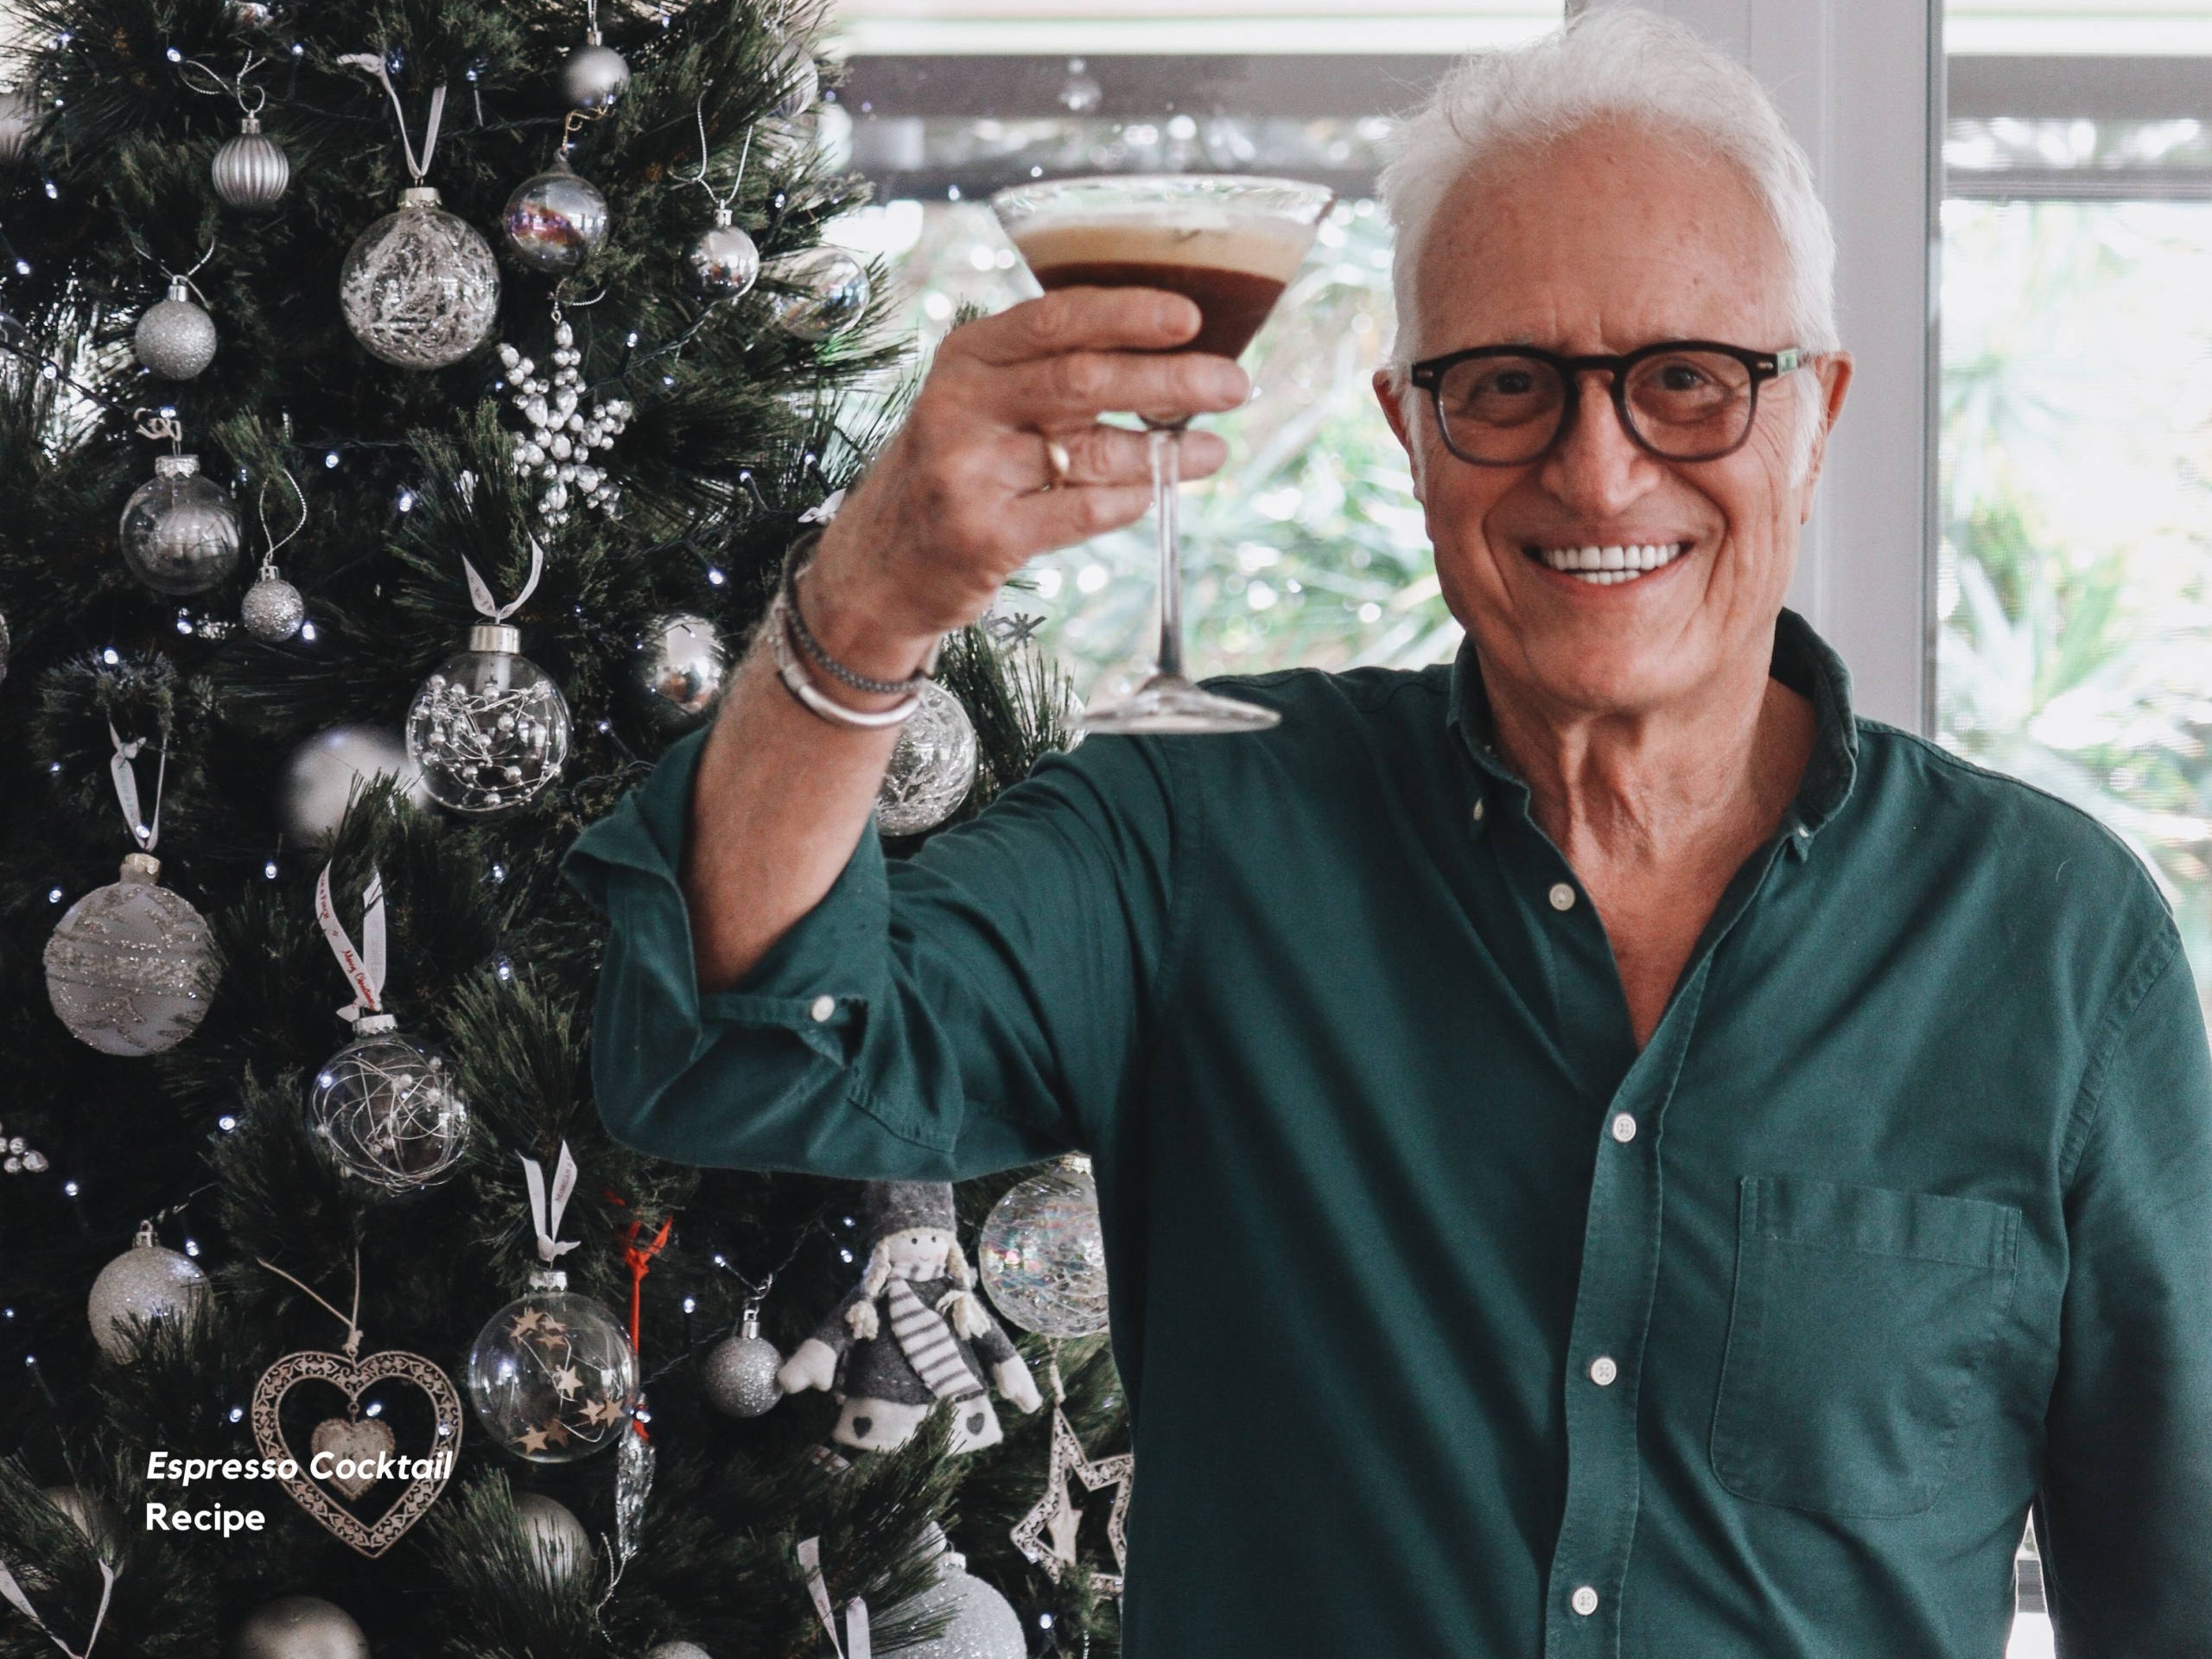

{"left": 992, "top": 174, "right": 1334, "bottom": 734}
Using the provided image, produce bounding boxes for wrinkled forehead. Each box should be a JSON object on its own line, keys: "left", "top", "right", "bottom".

{"left": 1411, "top": 119, "right": 1794, "bottom": 357}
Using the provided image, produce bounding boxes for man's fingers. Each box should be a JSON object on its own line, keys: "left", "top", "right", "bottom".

{"left": 954, "top": 286, "right": 1203, "bottom": 365}
{"left": 1002, "top": 349, "right": 1249, "bottom": 424}
{"left": 1005, "top": 481, "right": 1158, "bottom": 550}
{"left": 987, "top": 424, "right": 1230, "bottom": 493}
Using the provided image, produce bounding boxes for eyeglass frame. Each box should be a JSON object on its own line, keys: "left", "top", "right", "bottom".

{"left": 1405, "top": 340, "right": 1807, "bottom": 467}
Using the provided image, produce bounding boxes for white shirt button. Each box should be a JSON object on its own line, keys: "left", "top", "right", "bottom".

{"left": 1471, "top": 798, "right": 1485, "bottom": 823}
{"left": 1610, "top": 1113, "right": 1637, "bottom": 1143}
{"left": 1589, "top": 1356, "right": 1618, "bottom": 1387}
{"left": 1548, "top": 882, "right": 1576, "bottom": 912}
{"left": 810, "top": 995, "right": 836, "bottom": 1023}
{"left": 1571, "top": 1586, "right": 1599, "bottom": 1617}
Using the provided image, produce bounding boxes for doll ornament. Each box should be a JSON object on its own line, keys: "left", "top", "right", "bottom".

{"left": 778, "top": 1181, "right": 1044, "bottom": 1453}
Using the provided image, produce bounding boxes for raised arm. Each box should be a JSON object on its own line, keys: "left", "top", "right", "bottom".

{"left": 682, "top": 287, "right": 1249, "bottom": 991}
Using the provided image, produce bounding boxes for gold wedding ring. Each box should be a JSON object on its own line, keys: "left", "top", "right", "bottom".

{"left": 1043, "top": 436, "right": 1073, "bottom": 490}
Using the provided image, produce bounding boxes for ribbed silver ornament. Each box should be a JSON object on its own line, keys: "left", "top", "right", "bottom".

{"left": 212, "top": 113, "right": 290, "bottom": 210}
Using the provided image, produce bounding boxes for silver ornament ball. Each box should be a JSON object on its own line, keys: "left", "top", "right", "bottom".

{"left": 0, "top": 89, "right": 35, "bottom": 169}
{"left": 890, "top": 1546, "right": 1027, "bottom": 1659}
{"left": 87, "top": 1234, "right": 209, "bottom": 1363}
{"left": 340, "top": 188, "right": 501, "bottom": 371}
{"left": 701, "top": 1313, "right": 782, "bottom": 1418}
{"left": 632, "top": 612, "right": 728, "bottom": 730}
{"left": 308, "top": 1020, "right": 471, "bottom": 1192}
{"left": 515, "top": 1493, "right": 591, "bottom": 1586}
{"left": 502, "top": 155, "right": 609, "bottom": 274}
{"left": 213, "top": 115, "right": 290, "bottom": 210}
{"left": 120, "top": 454, "right": 241, "bottom": 595}
{"left": 277, "top": 725, "right": 432, "bottom": 848}
{"left": 876, "top": 678, "right": 976, "bottom": 836}
{"left": 762, "top": 246, "right": 872, "bottom": 341}
{"left": 42, "top": 1486, "right": 124, "bottom": 1556}
{"left": 560, "top": 41, "right": 631, "bottom": 111}
{"left": 769, "top": 37, "right": 819, "bottom": 121}
{"left": 227, "top": 1597, "right": 369, "bottom": 1659}
{"left": 45, "top": 854, "right": 217, "bottom": 1058}
{"left": 134, "top": 280, "right": 217, "bottom": 379}
{"left": 241, "top": 573, "right": 306, "bottom": 641}
{"left": 645, "top": 1645, "right": 713, "bottom": 1659}
{"left": 979, "top": 1155, "right": 1110, "bottom": 1338}
{"left": 405, "top": 626, "right": 572, "bottom": 817}
{"left": 467, "top": 1275, "right": 639, "bottom": 1463}
{"left": 688, "top": 218, "right": 760, "bottom": 299}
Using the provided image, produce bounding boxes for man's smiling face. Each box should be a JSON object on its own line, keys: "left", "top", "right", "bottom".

{"left": 1378, "top": 119, "right": 1852, "bottom": 722}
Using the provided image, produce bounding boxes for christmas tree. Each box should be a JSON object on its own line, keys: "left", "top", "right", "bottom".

{"left": 0, "top": 3, "right": 1125, "bottom": 1656}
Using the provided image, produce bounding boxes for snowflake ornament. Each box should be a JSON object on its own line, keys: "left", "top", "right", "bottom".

{"left": 499, "top": 311, "right": 632, "bottom": 527}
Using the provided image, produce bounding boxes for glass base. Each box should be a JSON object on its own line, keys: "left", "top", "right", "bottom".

{"left": 1080, "top": 674, "right": 1281, "bottom": 735}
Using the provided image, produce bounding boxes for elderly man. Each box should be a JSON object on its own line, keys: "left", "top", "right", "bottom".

{"left": 567, "top": 11, "right": 2212, "bottom": 1656}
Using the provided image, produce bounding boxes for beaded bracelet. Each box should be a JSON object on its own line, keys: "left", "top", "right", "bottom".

{"left": 765, "top": 589, "right": 921, "bottom": 730}
{"left": 780, "top": 531, "right": 941, "bottom": 697}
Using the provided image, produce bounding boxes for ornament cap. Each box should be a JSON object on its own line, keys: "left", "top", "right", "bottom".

{"left": 238, "top": 111, "right": 263, "bottom": 135}
{"left": 399, "top": 185, "right": 442, "bottom": 208}
{"left": 1058, "top": 1153, "right": 1093, "bottom": 1175}
{"left": 528, "top": 1268, "right": 569, "bottom": 1293}
{"left": 118, "top": 851, "right": 162, "bottom": 884}
{"left": 715, "top": 206, "right": 734, "bottom": 228}
{"left": 153, "top": 453, "right": 202, "bottom": 480}
{"left": 740, "top": 1306, "right": 762, "bottom": 1340}
{"left": 469, "top": 622, "right": 522, "bottom": 655}
{"left": 163, "top": 275, "right": 193, "bottom": 303}
{"left": 352, "top": 1011, "right": 398, "bottom": 1035}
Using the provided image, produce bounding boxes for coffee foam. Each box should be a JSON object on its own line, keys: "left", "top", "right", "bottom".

{"left": 1010, "top": 215, "right": 1313, "bottom": 283}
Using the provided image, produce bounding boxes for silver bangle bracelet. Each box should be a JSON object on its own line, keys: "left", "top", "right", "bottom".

{"left": 782, "top": 531, "right": 943, "bottom": 696}
{"left": 765, "top": 591, "right": 921, "bottom": 730}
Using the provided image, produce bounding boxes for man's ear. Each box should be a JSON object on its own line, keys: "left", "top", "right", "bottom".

{"left": 1795, "top": 350, "right": 1854, "bottom": 524}
{"left": 1374, "top": 368, "right": 1427, "bottom": 505}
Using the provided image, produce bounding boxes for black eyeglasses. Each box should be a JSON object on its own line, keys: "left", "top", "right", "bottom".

{"left": 1407, "top": 340, "right": 1805, "bottom": 467}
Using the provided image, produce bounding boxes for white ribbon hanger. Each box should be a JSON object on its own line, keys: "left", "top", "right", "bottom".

{"left": 315, "top": 861, "right": 386, "bottom": 1023}
{"left": 520, "top": 1141, "right": 580, "bottom": 1264}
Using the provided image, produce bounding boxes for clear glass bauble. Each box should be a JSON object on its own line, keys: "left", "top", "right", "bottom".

{"left": 768, "top": 36, "right": 819, "bottom": 120}
{"left": 876, "top": 678, "right": 976, "bottom": 836}
{"left": 87, "top": 1232, "right": 209, "bottom": 1362}
{"left": 44, "top": 854, "right": 216, "bottom": 1057}
{"left": 405, "top": 629, "right": 571, "bottom": 817}
{"left": 228, "top": 1598, "right": 369, "bottom": 1659}
{"left": 977, "top": 1155, "right": 1110, "bottom": 1338}
{"left": 502, "top": 154, "right": 609, "bottom": 274}
{"left": 761, "top": 246, "right": 872, "bottom": 341}
{"left": 278, "top": 724, "right": 431, "bottom": 848}
{"left": 212, "top": 114, "right": 289, "bottom": 209}
{"left": 308, "top": 1019, "right": 471, "bottom": 1192}
{"left": 340, "top": 188, "right": 501, "bottom": 371}
{"left": 120, "top": 454, "right": 241, "bottom": 596}
{"left": 134, "top": 279, "right": 216, "bottom": 379}
{"left": 632, "top": 611, "right": 728, "bottom": 731}
{"left": 467, "top": 1273, "right": 639, "bottom": 1462}
{"left": 688, "top": 214, "right": 760, "bottom": 299}
{"left": 700, "top": 1312, "right": 782, "bottom": 1418}
{"left": 241, "top": 571, "right": 305, "bottom": 641}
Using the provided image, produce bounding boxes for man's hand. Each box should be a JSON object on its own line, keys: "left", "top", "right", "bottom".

{"left": 800, "top": 286, "right": 1250, "bottom": 682}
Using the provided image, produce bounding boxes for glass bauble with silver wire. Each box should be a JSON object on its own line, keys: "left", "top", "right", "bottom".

{"left": 762, "top": 246, "right": 872, "bottom": 340}
{"left": 134, "top": 277, "right": 217, "bottom": 379}
{"left": 212, "top": 113, "right": 289, "bottom": 210}
{"left": 120, "top": 454, "right": 241, "bottom": 595}
{"left": 0, "top": 89, "right": 35, "bottom": 168}
{"left": 502, "top": 153, "right": 608, "bottom": 274}
{"left": 227, "top": 1598, "right": 369, "bottom": 1659}
{"left": 689, "top": 210, "right": 760, "bottom": 299}
{"left": 978, "top": 1155, "right": 1110, "bottom": 1338}
{"left": 876, "top": 678, "right": 976, "bottom": 836}
{"left": 632, "top": 611, "right": 728, "bottom": 730}
{"left": 308, "top": 1016, "right": 470, "bottom": 1192}
{"left": 467, "top": 1273, "right": 639, "bottom": 1463}
{"left": 241, "top": 569, "right": 306, "bottom": 641}
{"left": 498, "top": 322, "right": 632, "bottom": 526}
{"left": 278, "top": 724, "right": 431, "bottom": 848}
{"left": 768, "top": 36, "right": 819, "bottom": 120}
{"left": 340, "top": 187, "right": 501, "bottom": 370}
{"left": 560, "top": 41, "right": 629, "bottom": 111}
{"left": 44, "top": 854, "right": 217, "bottom": 1058}
{"left": 87, "top": 1227, "right": 209, "bottom": 1362}
{"left": 405, "top": 625, "right": 571, "bottom": 817}
{"left": 701, "top": 1308, "right": 782, "bottom": 1418}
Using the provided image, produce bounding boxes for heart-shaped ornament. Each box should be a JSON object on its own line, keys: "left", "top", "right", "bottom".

{"left": 251, "top": 1348, "right": 461, "bottom": 1557}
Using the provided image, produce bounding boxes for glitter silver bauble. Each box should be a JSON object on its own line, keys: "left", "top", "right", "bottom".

{"left": 135, "top": 277, "right": 217, "bottom": 379}
{"left": 701, "top": 1310, "right": 782, "bottom": 1418}
{"left": 278, "top": 725, "right": 433, "bottom": 848}
{"left": 340, "top": 188, "right": 501, "bottom": 371}
{"left": 241, "top": 572, "right": 306, "bottom": 641}
{"left": 308, "top": 1018, "right": 470, "bottom": 1192}
{"left": 212, "top": 113, "right": 290, "bottom": 210}
{"left": 467, "top": 1273, "right": 639, "bottom": 1463}
{"left": 645, "top": 1645, "right": 712, "bottom": 1659}
{"left": 876, "top": 678, "right": 976, "bottom": 836}
{"left": 560, "top": 40, "right": 631, "bottom": 111}
{"left": 405, "top": 625, "right": 571, "bottom": 817}
{"left": 515, "top": 1493, "right": 591, "bottom": 1586}
{"left": 45, "top": 854, "right": 217, "bottom": 1058}
{"left": 769, "top": 37, "right": 819, "bottom": 120}
{"left": 762, "top": 246, "right": 872, "bottom": 341}
{"left": 87, "top": 1231, "right": 209, "bottom": 1362}
{"left": 227, "top": 1597, "right": 369, "bottom": 1659}
{"left": 978, "top": 1154, "right": 1109, "bottom": 1338}
{"left": 0, "top": 90, "right": 35, "bottom": 169}
{"left": 502, "top": 153, "right": 609, "bottom": 274}
{"left": 42, "top": 1486, "right": 124, "bottom": 1556}
{"left": 890, "top": 1542, "right": 1026, "bottom": 1659}
{"left": 632, "top": 611, "right": 728, "bottom": 730}
{"left": 688, "top": 213, "right": 760, "bottom": 299}
{"left": 121, "top": 454, "right": 241, "bottom": 595}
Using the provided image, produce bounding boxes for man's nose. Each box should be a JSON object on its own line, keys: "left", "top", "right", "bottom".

{"left": 1538, "top": 373, "right": 1664, "bottom": 518}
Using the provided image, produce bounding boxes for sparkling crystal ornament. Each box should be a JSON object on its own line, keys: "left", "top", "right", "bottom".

{"left": 499, "top": 313, "right": 632, "bottom": 525}
{"left": 227, "top": 1597, "right": 370, "bottom": 1659}
{"left": 632, "top": 612, "right": 727, "bottom": 730}
{"left": 467, "top": 1271, "right": 639, "bottom": 1462}
{"left": 279, "top": 725, "right": 431, "bottom": 847}
{"left": 242, "top": 567, "right": 306, "bottom": 641}
{"left": 340, "top": 188, "right": 500, "bottom": 370}
{"left": 120, "top": 454, "right": 241, "bottom": 594}
{"left": 889, "top": 1538, "right": 1026, "bottom": 1659}
{"left": 876, "top": 678, "right": 977, "bottom": 836}
{"left": 561, "top": 38, "right": 630, "bottom": 111}
{"left": 689, "top": 210, "right": 760, "bottom": 299}
{"left": 0, "top": 89, "right": 35, "bottom": 169}
{"left": 309, "top": 1017, "right": 470, "bottom": 1192}
{"left": 978, "top": 1154, "right": 1110, "bottom": 1338}
{"left": 515, "top": 1492, "right": 591, "bottom": 1586}
{"left": 615, "top": 1409, "right": 653, "bottom": 1562}
{"left": 406, "top": 625, "right": 571, "bottom": 817}
{"left": 769, "top": 36, "right": 820, "bottom": 121}
{"left": 87, "top": 1222, "right": 209, "bottom": 1362}
{"left": 213, "top": 112, "right": 290, "bottom": 210}
{"left": 701, "top": 1307, "right": 782, "bottom": 1418}
{"left": 46, "top": 853, "right": 216, "bottom": 1057}
{"left": 762, "top": 246, "right": 872, "bottom": 341}
{"left": 645, "top": 1646, "right": 711, "bottom": 1659}
{"left": 135, "top": 276, "right": 217, "bottom": 379}
{"left": 503, "top": 152, "right": 609, "bottom": 274}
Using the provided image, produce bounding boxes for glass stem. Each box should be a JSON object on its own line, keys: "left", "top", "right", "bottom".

{"left": 1150, "top": 423, "right": 1185, "bottom": 681}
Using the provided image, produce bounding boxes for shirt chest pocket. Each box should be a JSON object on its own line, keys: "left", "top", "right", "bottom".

{"left": 1710, "top": 1176, "right": 2021, "bottom": 1518}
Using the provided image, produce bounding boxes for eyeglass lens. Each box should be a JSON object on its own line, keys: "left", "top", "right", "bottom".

{"left": 1433, "top": 349, "right": 1758, "bottom": 464}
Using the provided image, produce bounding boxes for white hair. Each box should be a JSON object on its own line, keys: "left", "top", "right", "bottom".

{"left": 1379, "top": 8, "right": 1840, "bottom": 374}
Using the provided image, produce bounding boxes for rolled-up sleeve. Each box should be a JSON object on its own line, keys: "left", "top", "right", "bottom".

{"left": 561, "top": 728, "right": 1185, "bottom": 1183}
{"left": 2038, "top": 930, "right": 2212, "bottom": 1649}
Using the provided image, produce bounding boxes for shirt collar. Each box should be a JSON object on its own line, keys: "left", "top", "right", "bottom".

{"left": 1448, "top": 608, "right": 1860, "bottom": 853}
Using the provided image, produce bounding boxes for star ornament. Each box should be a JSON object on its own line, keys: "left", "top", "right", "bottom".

{"left": 1012, "top": 1407, "right": 1133, "bottom": 1596}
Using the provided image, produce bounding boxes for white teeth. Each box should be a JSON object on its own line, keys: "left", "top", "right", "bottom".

{"left": 1535, "top": 541, "right": 1688, "bottom": 584}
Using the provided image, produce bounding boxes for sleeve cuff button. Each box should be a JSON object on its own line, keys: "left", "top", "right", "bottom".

{"left": 810, "top": 994, "right": 836, "bottom": 1023}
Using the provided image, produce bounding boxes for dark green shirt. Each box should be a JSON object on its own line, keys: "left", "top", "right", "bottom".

{"left": 564, "top": 613, "right": 2212, "bottom": 1658}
